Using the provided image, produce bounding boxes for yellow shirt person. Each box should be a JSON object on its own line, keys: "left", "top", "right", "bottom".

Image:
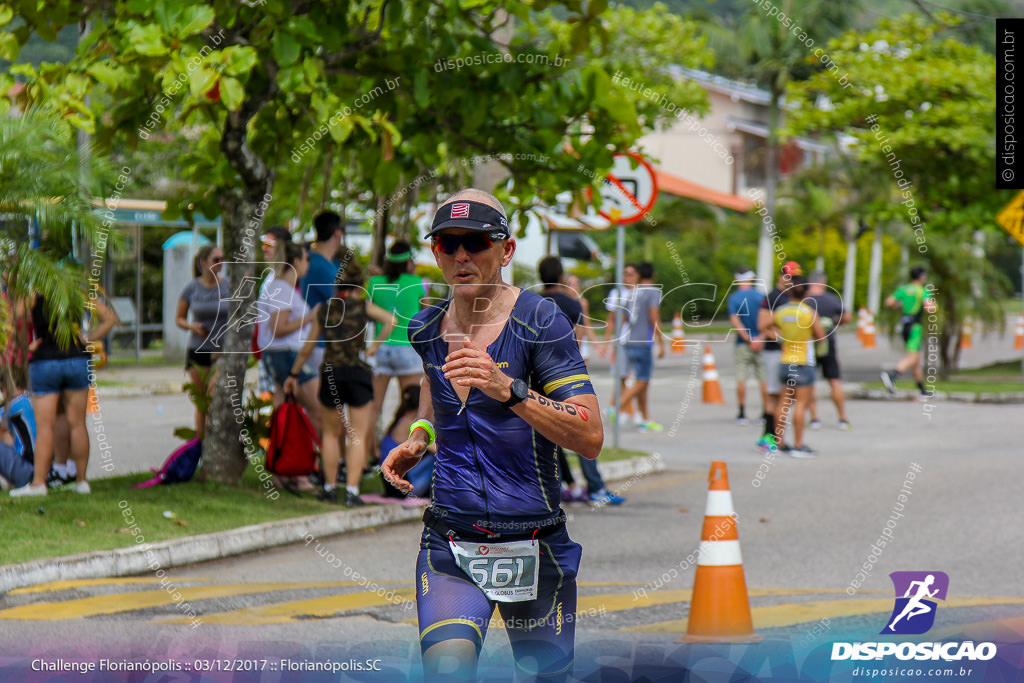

{"left": 774, "top": 301, "right": 817, "bottom": 366}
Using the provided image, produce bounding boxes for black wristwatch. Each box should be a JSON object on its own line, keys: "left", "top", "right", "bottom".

{"left": 500, "top": 378, "right": 529, "bottom": 410}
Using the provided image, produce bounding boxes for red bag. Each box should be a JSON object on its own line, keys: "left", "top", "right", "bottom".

{"left": 266, "top": 396, "right": 321, "bottom": 476}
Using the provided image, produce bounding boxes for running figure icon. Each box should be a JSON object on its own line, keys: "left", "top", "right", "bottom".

{"left": 888, "top": 574, "right": 939, "bottom": 631}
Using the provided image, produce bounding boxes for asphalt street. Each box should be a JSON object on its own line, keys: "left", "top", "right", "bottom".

{"left": 3, "top": 330, "right": 1023, "bottom": 678}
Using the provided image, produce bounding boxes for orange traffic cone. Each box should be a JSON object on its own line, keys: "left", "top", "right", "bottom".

{"left": 1014, "top": 314, "right": 1023, "bottom": 351}
{"left": 701, "top": 347, "right": 725, "bottom": 404}
{"left": 87, "top": 385, "right": 100, "bottom": 414}
{"left": 671, "top": 313, "right": 686, "bottom": 353}
{"left": 856, "top": 307, "right": 867, "bottom": 343}
{"left": 960, "top": 318, "right": 973, "bottom": 350}
{"left": 861, "top": 309, "right": 877, "bottom": 349}
{"left": 680, "top": 461, "right": 760, "bottom": 643}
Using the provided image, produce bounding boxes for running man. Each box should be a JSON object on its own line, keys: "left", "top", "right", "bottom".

{"left": 881, "top": 267, "right": 936, "bottom": 401}
{"left": 382, "top": 189, "right": 603, "bottom": 683}
{"left": 888, "top": 574, "right": 939, "bottom": 631}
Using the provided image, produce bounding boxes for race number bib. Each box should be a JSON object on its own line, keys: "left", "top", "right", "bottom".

{"left": 448, "top": 539, "right": 540, "bottom": 602}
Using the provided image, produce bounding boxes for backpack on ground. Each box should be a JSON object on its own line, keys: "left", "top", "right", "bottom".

{"left": 266, "top": 396, "right": 321, "bottom": 477}
{"left": 133, "top": 438, "right": 203, "bottom": 488}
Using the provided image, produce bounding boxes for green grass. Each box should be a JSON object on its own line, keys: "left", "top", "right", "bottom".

{"left": 2, "top": 445, "right": 654, "bottom": 566}
{"left": 0, "top": 467, "right": 334, "bottom": 567}
{"left": 952, "top": 360, "right": 1024, "bottom": 380}
{"left": 104, "top": 353, "right": 177, "bottom": 368}
{"left": 864, "top": 380, "right": 1024, "bottom": 394}
{"left": 595, "top": 447, "right": 648, "bottom": 462}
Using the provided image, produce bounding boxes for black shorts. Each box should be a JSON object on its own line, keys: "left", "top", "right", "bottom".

{"left": 817, "top": 352, "right": 841, "bottom": 381}
{"left": 319, "top": 365, "right": 373, "bottom": 409}
{"left": 186, "top": 348, "right": 217, "bottom": 370}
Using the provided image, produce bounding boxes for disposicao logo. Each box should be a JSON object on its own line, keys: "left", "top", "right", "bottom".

{"left": 831, "top": 571, "right": 997, "bottom": 662}
{"left": 882, "top": 570, "right": 948, "bottom": 635}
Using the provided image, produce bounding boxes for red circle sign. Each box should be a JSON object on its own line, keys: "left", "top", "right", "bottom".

{"left": 585, "top": 151, "right": 659, "bottom": 224}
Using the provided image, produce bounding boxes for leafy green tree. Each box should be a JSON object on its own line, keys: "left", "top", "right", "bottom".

{"left": 5, "top": 0, "right": 710, "bottom": 483}
{"left": 787, "top": 14, "right": 1012, "bottom": 376}
{"left": 702, "top": 0, "right": 860, "bottom": 287}
{"left": 0, "top": 108, "right": 113, "bottom": 401}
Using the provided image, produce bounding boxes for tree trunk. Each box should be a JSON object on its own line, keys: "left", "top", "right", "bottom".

{"left": 371, "top": 194, "right": 388, "bottom": 268}
{"left": 201, "top": 66, "right": 277, "bottom": 484}
{"left": 756, "top": 90, "right": 780, "bottom": 291}
{"left": 842, "top": 216, "right": 857, "bottom": 314}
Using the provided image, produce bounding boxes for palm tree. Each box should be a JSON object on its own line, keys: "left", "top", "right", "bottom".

{"left": 702, "top": 0, "right": 861, "bottom": 286}
{"left": 0, "top": 109, "right": 114, "bottom": 398}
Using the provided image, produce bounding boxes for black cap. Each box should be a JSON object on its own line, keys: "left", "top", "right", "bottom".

{"left": 427, "top": 200, "right": 510, "bottom": 238}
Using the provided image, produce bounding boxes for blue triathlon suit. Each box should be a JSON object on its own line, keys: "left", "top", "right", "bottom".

{"left": 408, "top": 289, "right": 595, "bottom": 679}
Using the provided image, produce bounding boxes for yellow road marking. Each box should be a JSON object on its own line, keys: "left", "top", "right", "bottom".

{"left": 8, "top": 578, "right": 214, "bottom": 595}
{"left": 0, "top": 582, "right": 401, "bottom": 621}
{"left": 155, "top": 590, "right": 418, "bottom": 625}
{"left": 625, "top": 596, "right": 1024, "bottom": 633}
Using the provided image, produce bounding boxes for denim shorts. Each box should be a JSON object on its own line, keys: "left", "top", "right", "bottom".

{"left": 262, "top": 348, "right": 317, "bottom": 386}
{"left": 624, "top": 344, "right": 654, "bottom": 381}
{"left": 778, "top": 363, "right": 816, "bottom": 388}
{"left": 372, "top": 344, "right": 421, "bottom": 376}
{"left": 29, "top": 357, "right": 92, "bottom": 396}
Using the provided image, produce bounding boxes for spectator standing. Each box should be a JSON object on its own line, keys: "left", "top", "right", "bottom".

{"left": 367, "top": 241, "right": 425, "bottom": 460}
{"left": 286, "top": 260, "right": 396, "bottom": 506}
{"left": 806, "top": 271, "right": 851, "bottom": 429}
{"left": 538, "top": 256, "right": 624, "bottom": 506}
{"left": 257, "top": 226, "right": 293, "bottom": 396}
{"left": 605, "top": 264, "right": 639, "bottom": 425}
{"left": 617, "top": 262, "right": 665, "bottom": 432}
{"left": 175, "top": 245, "right": 230, "bottom": 441}
{"left": 754, "top": 262, "right": 801, "bottom": 453}
{"left": 10, "top": 294, "right": 117, "bottom": 496}
{"left": 762, "top": 276, "right": 825, "bottom": 457}
{"left": 727, "top": 269, "right": 767, "bottom": 425}
{"left": 257, "top": 242, "right": 322, "bottom": 435}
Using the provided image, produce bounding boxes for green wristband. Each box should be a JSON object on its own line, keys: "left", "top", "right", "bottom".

{"left": 409, "top": 419, "right": 435, "bottom": 447}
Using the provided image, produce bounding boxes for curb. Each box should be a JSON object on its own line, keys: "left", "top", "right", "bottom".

{"left": 848, "top": 388, "right": 1024, "bottom": 404}
{"left": 1, "top": 455, "right": 662, "bottom": 594}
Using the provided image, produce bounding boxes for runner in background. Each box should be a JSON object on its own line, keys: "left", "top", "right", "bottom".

{"left": 881, "top": 267, "right": 936, "bottom": 401}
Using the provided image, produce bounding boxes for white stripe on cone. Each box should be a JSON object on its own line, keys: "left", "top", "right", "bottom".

{"left": 704, "top": 490, "right": 736, "bottom": 517}
{"left": 696, "top": 539, "right": 744, "bottom": 566}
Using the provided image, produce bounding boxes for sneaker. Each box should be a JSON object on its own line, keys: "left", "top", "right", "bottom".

{"left": 343, "top": 490, "right": 366, "bottom": 507}
{"left": 880, "top": 370, "right": 898, "bottom": 394}
{"left": 589, "top": 488, "right": 626, "bottom": 506}
{"left": 73, "top": 481, "right": 91, "bottom": 494}
{"left": 605, "top": 407, "right": 617, "bottom": 423}
{"left": 632, "top": 413, "right": 645, "bottom": 426}
{"left": 10, "top": 483, "right": 47, "bottom": 497}
{"left": 839, "top": 420, "right": 851, "bottom": 431}
{"left": 809, "top": 420, "right": 822, "bottom": 430}
{"left": 316, "top": 487, "right": 339, "bottom": 504}
{"left": 736, "top": 412, "right": 748, "bottom": 426}
{"left": 916, "top": 392, "right": 931, "bottom": 403}
{"left": 637, "top": 420, "right": 663, "bottom": 433}
{"left": 789, "top": 445, "right": 818, "bottom": 458}
{"left": 561, "top": 485, "right": 588, "bottom": 503}
{"left": 46, "top": 469, "right": 73, "bottom": 489}
{"left": 755, "top": 435, "right": 777, "bottom": 454}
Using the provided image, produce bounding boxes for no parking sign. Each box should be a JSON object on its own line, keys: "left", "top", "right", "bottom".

{"left": 587, "top": 151, "right": 659, "bottom": 224}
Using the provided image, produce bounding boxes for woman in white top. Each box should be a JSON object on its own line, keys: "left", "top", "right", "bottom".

{"left": 257, "top": 242, "right": 321, "bottom": 435}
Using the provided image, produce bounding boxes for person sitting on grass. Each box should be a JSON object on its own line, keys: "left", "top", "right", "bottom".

{"left": 379, "top": 385, "right": 435, "bottom": 502}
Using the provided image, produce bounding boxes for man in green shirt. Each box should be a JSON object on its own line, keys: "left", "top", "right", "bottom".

{"left": 881, "top": 267, "right": 936, "bottom": 400}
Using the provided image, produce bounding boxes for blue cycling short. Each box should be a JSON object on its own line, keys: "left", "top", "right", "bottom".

{"left": 416, "top": 523, "right": 582, "bottom": 679}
